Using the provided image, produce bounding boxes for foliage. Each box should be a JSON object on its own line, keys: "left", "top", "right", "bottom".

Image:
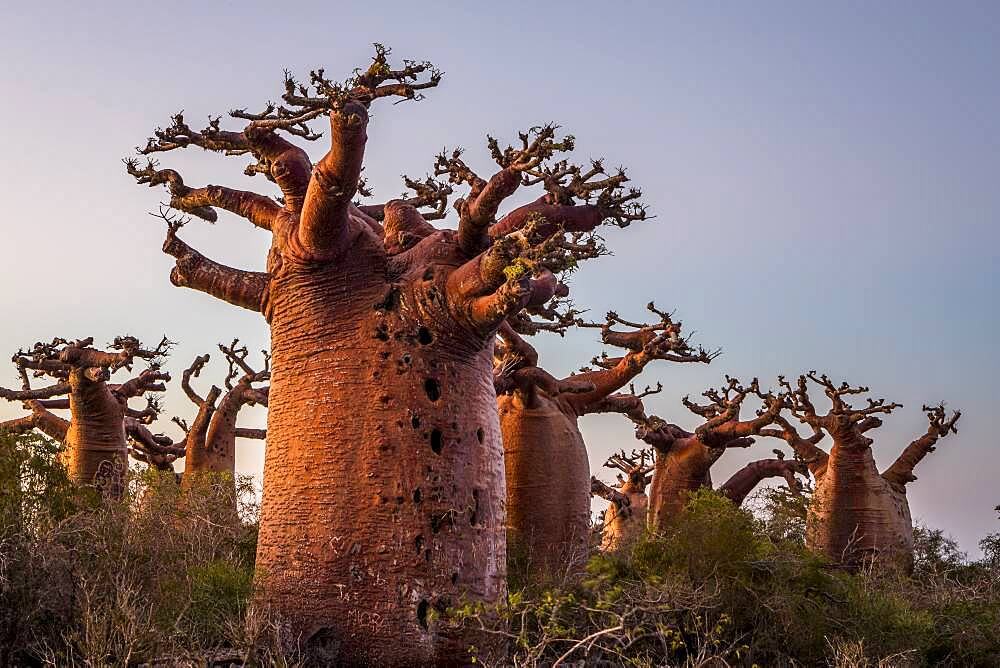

{"left": 454, "top": 489, "right": 1000, "bottom": 667}
{"left": 0, "top": 431, "right": 270, "bottom": 666}
{"left": 2, "top": 430, "right": 999, "bottom": 666}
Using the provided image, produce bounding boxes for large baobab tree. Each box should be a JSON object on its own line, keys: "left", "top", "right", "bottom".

{"left": 0, "top": 336, "right": 171, "bottom": 496}
{"left": 127, "top": 45, "right": 646, "bottom": 663}
{"left": 635, "top": 377, "right": 790, "bottom": 532}
{"left": 766, "top": 373, "right": 960, "bottom": 570}
{"left": 591, "top": 449, "right": 655, "bottom": 551}
{"left": 495, "top": 304, "right": 713, "bottom": 574}
{"left": 172, "top": 340, "right": 269, "bottom": 487}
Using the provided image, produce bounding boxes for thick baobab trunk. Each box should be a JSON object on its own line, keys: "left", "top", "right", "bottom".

{"left": 647, "top": 443, "right": 714, "bottom": 532}
{"left": 259, "top": 256, "right": 505, "bottom": 665}
{"left": 62, "top": 369, "right": 129, "bottom": 495}
{"left": 499, "top": 391, "right": 590, "bottom": 574}
{"left": 600, "top": 484, "right": 648, "bottom": 551}
{"left": 774, "top": 373, "right": 960, "bottom": 571}
{"left": 639, "top": 377, "right": 785, "bottom": 534}
{"left": 805, "top": 440, "right": 911, "bottom": 568}
{"left": 1, "top": 338, "right": 170, "bottom": 498}
{"left": 590, "top": 448, "right": 654, "bottom": 552}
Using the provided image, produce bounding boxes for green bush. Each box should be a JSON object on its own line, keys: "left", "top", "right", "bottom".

{"left": 454, "top": 488, "right": 1000, "bottom": 667}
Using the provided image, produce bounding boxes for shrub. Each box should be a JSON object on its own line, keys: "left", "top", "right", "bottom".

{"left": 0, "top": 431, "right": 263, "bottom": 665}
{"left": 453, "top": 489, "right": 1000, "bottom": 667}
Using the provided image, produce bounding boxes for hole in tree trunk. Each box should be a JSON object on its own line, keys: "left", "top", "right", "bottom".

{"left": 411, "top": 415, "right": 421, "bottom": 429}
{"left": 415, "top": 534, "right": 424, "bottom": 554}
{"left": 416, "top": 599, "right": 429, "bottom": 630}
{"left": 431, "top": 511, "right": 452, "bottom": 534}
{"left": 374, "top": 287, "right": 399, "bottom": 311}
{"left": 469, "top": 489, "right": 480, "bottom": 526}
{"left": 417, "top": 327, "right": 433, "bottom": 345}
{"left": 430, "top": 429, "right": 443, "bottom": 454}
{"left": 476, "top": 427, "right": 485, "bottom": 444}
{"left": 412, "top": 488, "right": 422, "bottom": 503}
{"left": 424, "top": 378, "right": 441, "bottom": 402}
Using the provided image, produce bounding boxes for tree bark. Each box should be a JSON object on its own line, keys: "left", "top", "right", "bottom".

{"left": 259, "top": 256, "right": 506, "bottom": 664}
{"left": 499, "top": 391, "right": 591, "bottom": 575}
{"left": 596, "top": 480, "right": 648, "bottom": 552}
{"left": 646, "top": 437, "right": 716, "bottom": 533}
{"left": 805, "top": 437, "right": 913, "bottom": 570}
{"left": 776, "top": 374, "right": 959, "bottom": 571}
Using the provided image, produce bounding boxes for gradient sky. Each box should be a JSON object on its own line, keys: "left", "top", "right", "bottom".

{"left": 2, "top": 2, "right": 997, "bottom": 554}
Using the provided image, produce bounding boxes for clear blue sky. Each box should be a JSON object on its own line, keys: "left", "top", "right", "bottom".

{"left": 1, "top": 1, "right": 997, "bottom": 553}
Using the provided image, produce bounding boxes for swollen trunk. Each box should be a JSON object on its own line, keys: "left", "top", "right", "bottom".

{"left": 63, "top": 374, "right": 128, "bottom": 497}
{"left": 600, "top": 486, "right": 648, "bottom": 552}
{"left": 499, "top": 393, "right": 591, "bottom": 575}
{"left": 257, "top": 253, "right": 505, "bottom": 666}
{"left": 805, "top": 443, "right": 913, "bottom": 570}
{"left": 647, "top": 446, "right": 711, "bottom": 534}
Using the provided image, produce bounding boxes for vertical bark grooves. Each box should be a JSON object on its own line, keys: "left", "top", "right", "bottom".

{"left": 62, "top": 370, "right": 128, "bottom": 495}
{"left": 256, "top": 257, "right": 505, "bottom": 666}
{"left": 499, "top": 392, "right": 591, "bottom": 575}
{"left": 805, "top": 441, "right": 913, "bottom": 570}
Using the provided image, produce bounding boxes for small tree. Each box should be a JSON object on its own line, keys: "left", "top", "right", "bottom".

{"left": 495, "top": 303, "right": 712, "bottom": 574}
{"left": 0, "top": 336, "right": 171, "bottom": 497}
{"left": 635, "top": 376, "right": 790, "bottom": 533}
{"left": 766, "top": 373, "right": 959, "bottom": 570}
{"left": 171, "top": 340, "right": 269, "bottom": 489}
{"left": 591, "top": 448, "right": 655, "bottom": 551}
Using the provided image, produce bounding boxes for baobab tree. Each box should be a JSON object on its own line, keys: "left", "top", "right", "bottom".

{"left": 495, "top": 304, "right": 713, "bottom": 575}
{"left": 635, "top": 376, "right": 789, "bottom": 532}
{"left": 766, "top": 372, "right": 960, "bottom": 570}
{"left": 127, "top": 45, "right": 647, "bottom": 663}
{"left": 0, "top": 336, "right": 171, "bottom": 497}
{"left": 172, "top": 340, "right": 268, "bottom": 488}
{"left": 591, "top": 448, "right": 655, "bottom": 551}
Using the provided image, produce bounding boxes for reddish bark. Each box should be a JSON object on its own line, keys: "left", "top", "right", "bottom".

{"left": 128, "top": 45, "right": 649, "bottom": 665}
{"left": 637, "top": 377, "right": 786, "bottom": 532}
{"left": 172, "top": 342, "right": 269, "bottom": 487}
{"left": 591, "top": 449, "right": 654, "bottom": 551}
{"left": 768, "top": 373, "right": 960, "bottom": 570}
{"left": 495, "top": 305, "right": 712, "bottom": 574}
{"left": 718, "top": 449, "right": 808, "bottom": 506}
{"left": 0, "top": 336, "right": 171, "bottom": 497}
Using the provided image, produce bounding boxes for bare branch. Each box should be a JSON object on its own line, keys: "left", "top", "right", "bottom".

{"left": 882, "top": 404, "right": 961, "bottom": 486}
{"left": 125, "top": 158, "right": 280, "bottom": 229}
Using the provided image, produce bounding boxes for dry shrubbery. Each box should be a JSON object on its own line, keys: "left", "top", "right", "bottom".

{"left": 0, "top": 431, "right": 281, "bottom": 666}
{"left": 2, "top": 430, "right": 999, "bottom": 666}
